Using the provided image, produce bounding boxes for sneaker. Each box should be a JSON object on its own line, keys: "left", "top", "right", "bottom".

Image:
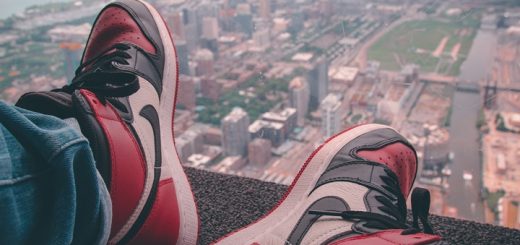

{"left": 215, "top": 124, "right": 441, "bottom": 245}
{"left": 16, "top": 0, "right": 198, "bottom": 244}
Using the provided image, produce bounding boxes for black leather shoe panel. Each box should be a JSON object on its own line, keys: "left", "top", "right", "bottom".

{"left": 15, "top": 91, "right": 74, "bottom": 119}
{"left": 72, "top": 91, "right": 112, "bottom": 185}
{"left": 287, "top": 196, "right": 350, "bottom": 245}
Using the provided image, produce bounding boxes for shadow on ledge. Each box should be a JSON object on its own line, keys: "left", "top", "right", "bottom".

{"left": 185, "top": 168, "right": 520, "bottom": 245}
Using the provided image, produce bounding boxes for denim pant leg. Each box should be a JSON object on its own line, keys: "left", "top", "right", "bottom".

{"left": 0, "top": 101, "right": 111, "bottom": 245}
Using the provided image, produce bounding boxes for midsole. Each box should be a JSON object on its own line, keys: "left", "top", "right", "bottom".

{"left": 139, "top": 1, "right": 199, "bottom": 245}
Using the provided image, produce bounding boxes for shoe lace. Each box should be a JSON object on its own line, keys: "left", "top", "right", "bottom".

{"left": 309, "top": 187, "right": 435, "bottom": 235}
{"left": 56, "top": 43, "right": 139, "bottom": 98}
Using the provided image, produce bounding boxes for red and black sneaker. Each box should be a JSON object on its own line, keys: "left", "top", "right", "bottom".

{"left": 216, "top": 124, "right": 441, "bottom": 245}
{"left": 16, "top": 0, "right": 198, "bottom": 244}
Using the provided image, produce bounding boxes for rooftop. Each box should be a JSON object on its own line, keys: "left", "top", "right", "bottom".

{"left": 187, "top": 167, "right": 520, "bottom": 245}
{"left": 222, "top": 107, "right": 248, "bottom": 123}
{"left": 329, "top": 66, "right": 359, "bottom": 82}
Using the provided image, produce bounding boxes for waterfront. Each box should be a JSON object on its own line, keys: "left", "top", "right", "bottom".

{"left": 0, "top": 0, "right": 73, "bottom": 19}
{"left": 444, "top": 29, "right": 497, "bottom": 222}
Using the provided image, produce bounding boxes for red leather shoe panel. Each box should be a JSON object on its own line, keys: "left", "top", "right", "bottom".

{"left": 79, "top": 90, "right": 146, "bottom": 238}
{"left": 357, "top": 143, "right": 417, "bottom": 198}
{"left": 84, "top": 6, "right": 156, "bottom": 62}
{"left": 129, "top": 178, "right": 180, "bottom": 245}
{"left": 329, "top": 230, "right": 441, "bottom": 245}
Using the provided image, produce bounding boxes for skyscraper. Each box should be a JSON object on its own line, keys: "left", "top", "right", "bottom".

{"left": 202, "top": 17, "right": 219, "bottom": 39}
{"left": 289, "top": 76, "right": 310, "bottom": 127}
{"left": 182, "top": 7, "right": 199, "bottom": 52}
{"left": 259, "top": 0, "right": 271, "bottom": 19}
{"left": 176, "top": 39, "right": 190, "bottom": 75}
{"left": 167, "top": 11, "right": 185, "bottom": 40}
{"left": 201, "top": 76, "right": 221, "bottom": 101}
{"left": 221, "top": 108, "right": 251, "bottom": 156}
{"left": 253, "top": 28, "right": 271, "bottom": 49}
{"left": 308, "top": 57, "right": 330, "bottom": 110}
{"left": 235, "top": 3, "right": 254, "bottom": 38}
{"left": 248, "top": 138, "right": 272, "bottom": 166}
{"left": 178, "top": 75, "right": 196, "bottom": 111}
{"left": 320, "top": 93, "right": 342, "bottom": 138}
{"left": 201, "top": 17, "right": 220, "bottom": 55}
{"left": 195, "top": 49, "right": 215, "bottom": 76}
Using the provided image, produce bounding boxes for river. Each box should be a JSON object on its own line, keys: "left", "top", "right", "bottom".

{"left": 446, "top": 30, "right": 497, "bottom": 222}
{"left": 0, "top": 0, "right": 73, "bottom": 19}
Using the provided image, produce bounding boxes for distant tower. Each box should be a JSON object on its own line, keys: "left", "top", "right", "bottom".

{"left": 178, "top": 75, "right": 196, "bottom": 111}
{"left": 201, "top": 76, "right": 221, "bottom": 101}
{"left": 195, "top": 49, "right": 215, "bottom": 76}
{"left": 202, "top": 17, "right": 219, "bottom": 39}
{"left": 320, "top": 93, "right": 342, "bottom": 138}
{"left": 484, "top": 79, "right": 498, "bottom": 109}
{"left": 176, "top": 39, "right": 190, "bottom": 75}
{"left": 259, "top": 0, "right": 271, "bottom": 19}
{"left": 201, "top": 17, "right": 219, "bottom": 55}
{"left": 248, "top": 138, "right": 272, "bottom": 166}
{"left": 167, "top": 11, "right": 185, "bottom": 40}
{"left": 59, "top": 42, "right": 83, "bottom": 83}
{"left": 308, "top": 56, "right": 330, "bottom": 110}
{"left": 235, "top": 3, "right": 254, "bottom": 38}
{"left": 289, "top": 76, "right": 310, "bottom": 126}
{"left": 221, "top": 107, "right": 251, "bottom": 156}
{"left": 182, "top": 7, "right": 200, "bottom": 52}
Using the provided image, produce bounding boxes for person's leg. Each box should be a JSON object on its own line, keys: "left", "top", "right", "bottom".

{"left": 0, "top": 100, "right": 111, "bottom": 245}
{"left": 15, "top": 0, "right": 199, "bottom": 244}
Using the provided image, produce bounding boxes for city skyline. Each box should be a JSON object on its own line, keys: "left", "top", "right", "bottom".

{"left": 1, "top": 0, "right": 520, "bottom": 230}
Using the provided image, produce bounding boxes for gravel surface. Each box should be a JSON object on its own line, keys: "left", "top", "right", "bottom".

{"left": 185, "top": 168, "right": 520, "bottom": 245}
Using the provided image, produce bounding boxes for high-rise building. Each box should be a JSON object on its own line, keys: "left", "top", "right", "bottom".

{"left": 249, "top": 120, "right": 285, "bottom": 147}
{"left": 204, "top": 127, "right": 222, "bottom": 146}
{"left": 289, "top": 76, "right": 310, "bottom": 126}
{"left": 178, "top": 75, "right": 196, "bottom": 111}
{"left": 221, "top": 107, "right": 251, "bottom": 156}
{"left": 258, "top": 0, "right": 271, "bottom": 19}
{"left": 248, "top": 138, "right": 272, "bottom": 166}
{"left": 235, "top": 3, "right": 254, "bottom": 38}
{"left": 167, "top": 11, "right": 185, "bottom": 40}
{"left": 176, "top": 129, "right": 204, "bottom": 163}
{"left": 253, "top": 28, "right": 271, "bottom": 48}
{"left": 202, "top": 17, "right": 219, "bottom": 39}
{"left": 262, "top": 108, "right": 297, "bottom": 136}
{"left": 319, "top": 0, "right": 333, "bottom": 17}
{"left": 200, "top": 76, "right": 221, "bottom": 101}
{"left": 288, "top": 11, "right": 304, "bottom": 36}
{"left": 195, "top": 49, "right": 215, "bottom": 76}
{"left": 320, "top": 93, "right": 342, "bottom": 138}
{"left": 249, "top": 108, "right": 297, "bottom": 147}
{"left": 201, "top": 17, "right": 220, "bottom": 55}
{"left": 176, "top": 39, "right": 190, "bottom": 75}
{"left": 308, "top": 57, "right": 330, "bottom": 110}
{"left": 236, "top": 3, "right": 251, "bottom": 15}
{"left": 182, "top": 7, "right": 200, "bottom": 52}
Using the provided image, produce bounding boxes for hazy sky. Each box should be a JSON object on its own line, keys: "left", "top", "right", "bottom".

{"left": 0, "top": 0, "right": 73, "bottom": 19}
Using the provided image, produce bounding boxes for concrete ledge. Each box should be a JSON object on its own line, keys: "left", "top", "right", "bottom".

{"left": 185, "top": 168, "right": 520, "bottom": 245}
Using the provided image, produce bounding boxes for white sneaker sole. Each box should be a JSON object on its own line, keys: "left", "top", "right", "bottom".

{"left": 141, "top": 1, "right": 200, "bottom": 244}
{"left": 216, "top": 124, "right": 395, "bottom": 245}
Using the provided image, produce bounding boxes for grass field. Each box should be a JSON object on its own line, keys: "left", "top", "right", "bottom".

{"left": 368, "top": 15, "right": 480, "bottom": 75}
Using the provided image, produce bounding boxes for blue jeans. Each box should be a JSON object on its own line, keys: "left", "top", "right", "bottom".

{"left": 0, "top": 101, "right": 111, "bottom": 245}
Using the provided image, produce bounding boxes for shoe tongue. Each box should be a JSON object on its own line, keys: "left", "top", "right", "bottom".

{"left": 16, "top": 91, "right": 74, "bottom": 118}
